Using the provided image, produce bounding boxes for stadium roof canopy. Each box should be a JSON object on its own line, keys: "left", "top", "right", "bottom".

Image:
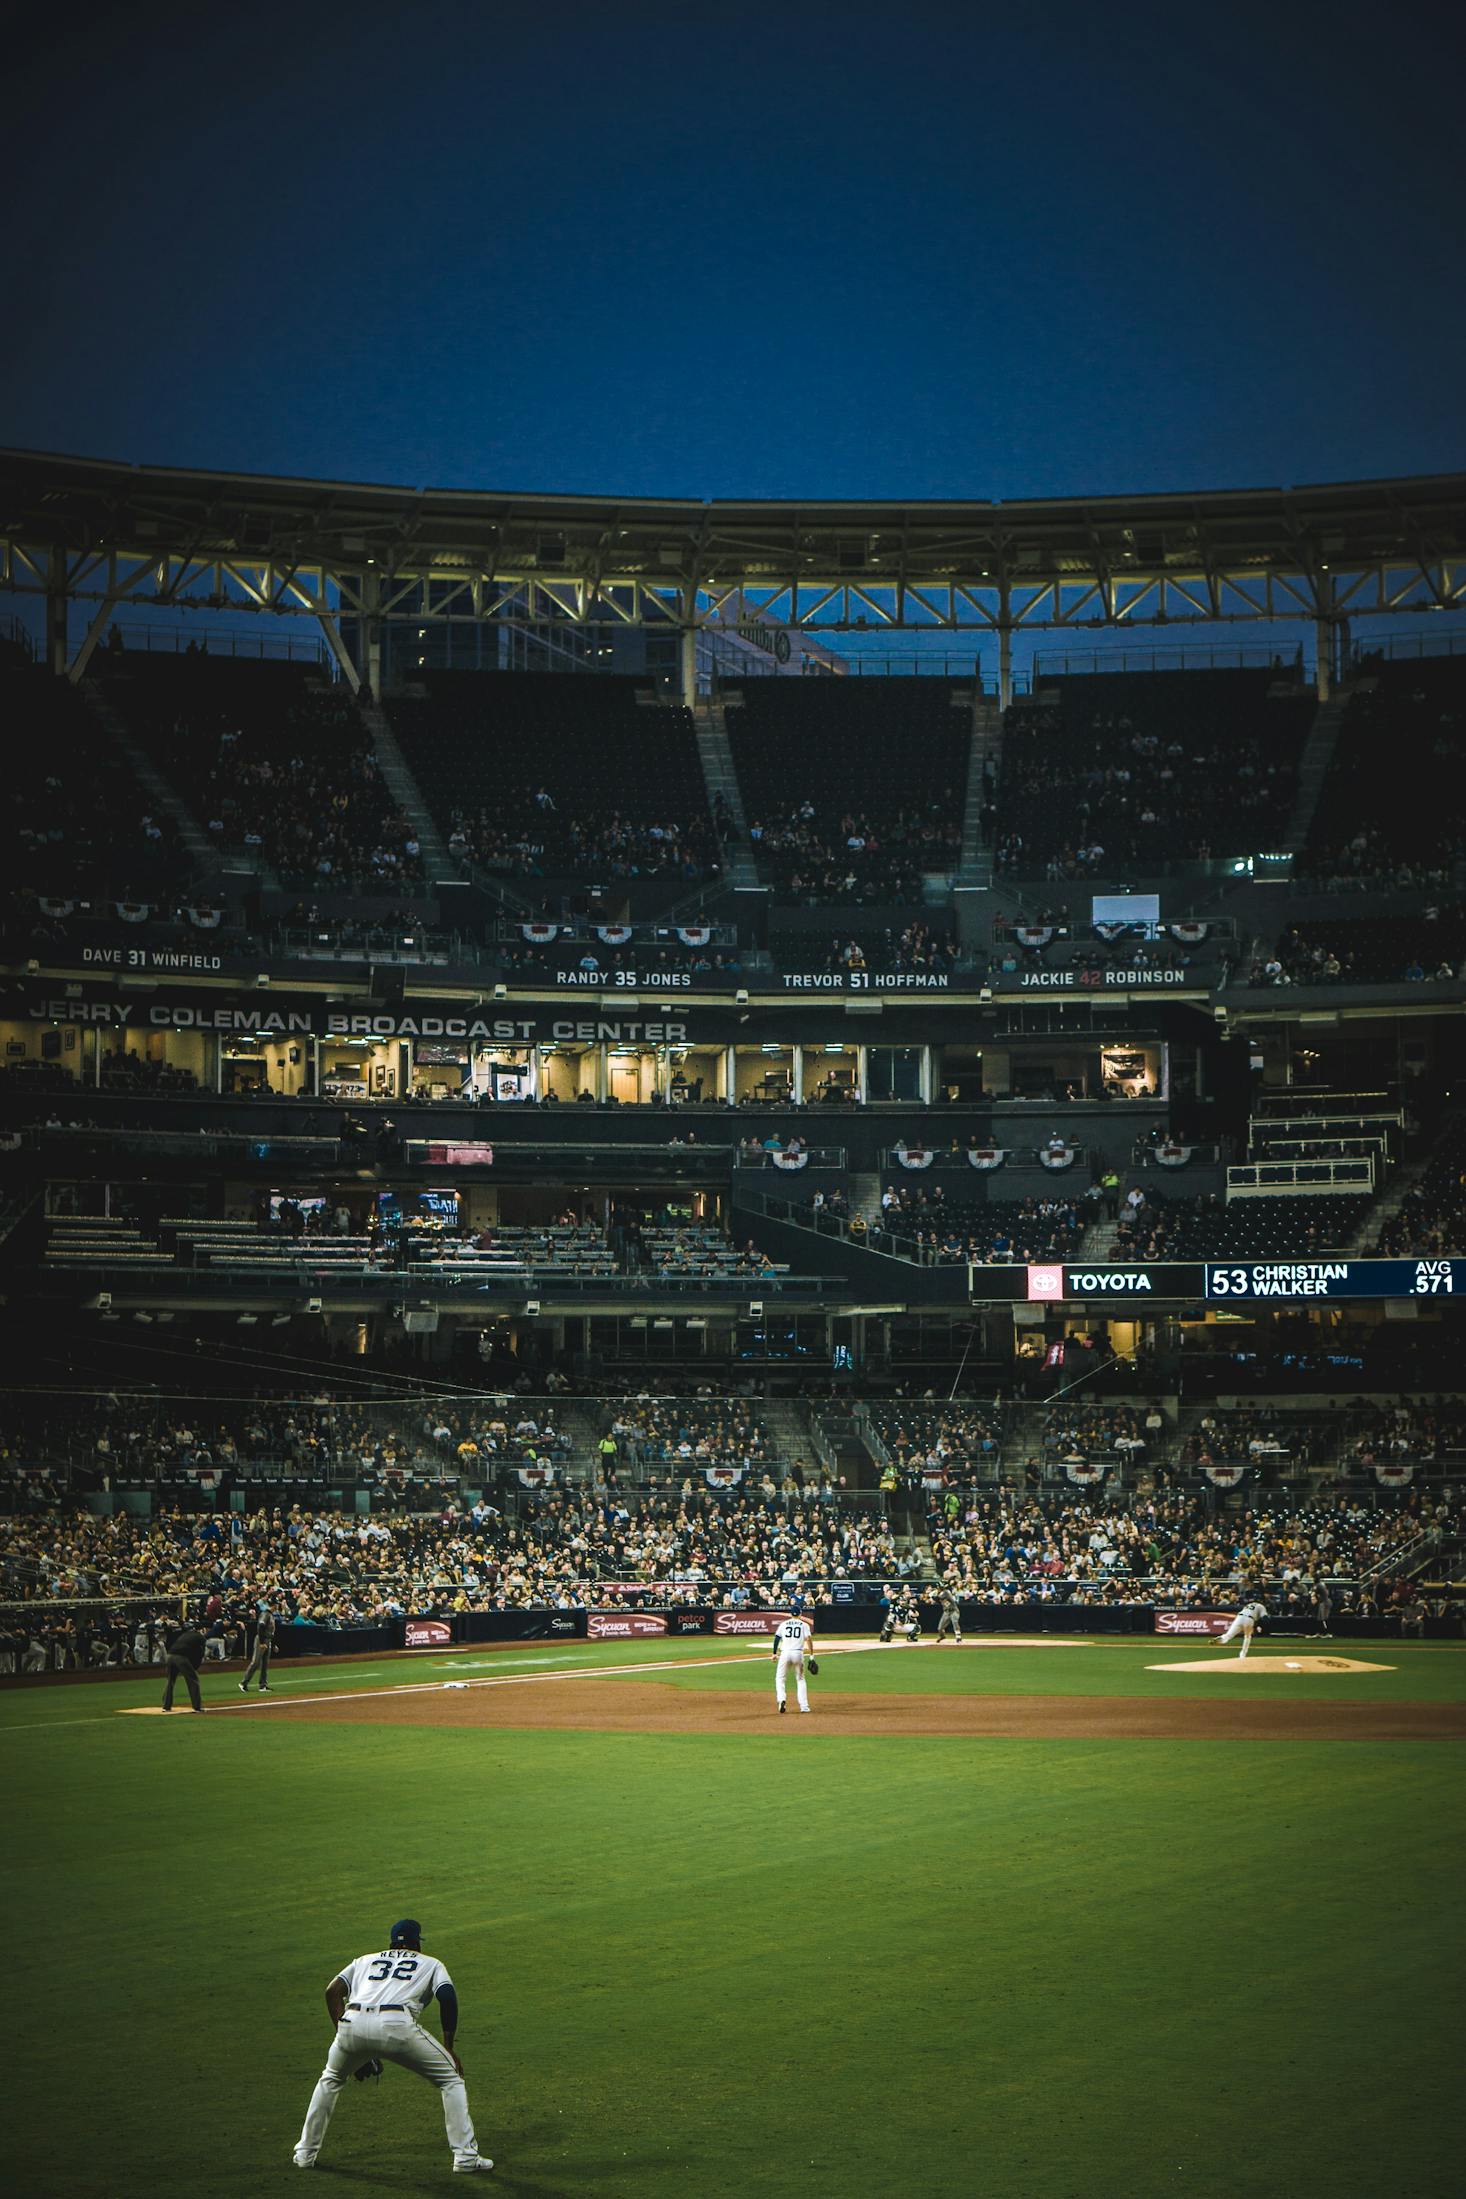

{"left": 2, "top": 448, "right": 1463, "bottom": 680}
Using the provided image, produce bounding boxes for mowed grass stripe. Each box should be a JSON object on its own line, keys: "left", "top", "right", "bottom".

{"left": 5, "top": 1714, "right": 1459, "bottom": 2199}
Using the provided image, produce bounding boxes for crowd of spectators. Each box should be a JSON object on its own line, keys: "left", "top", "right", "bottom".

{"left": 391, "top": 676, "right": 720, "bottom": 883}
{"left": 446, "top": 801, "right": 719, "bottom": 881}
{"left": 749, "top": 801, "right": 960, "bottom": 901}
{"left": 1373, "top": 1117, "right": 1466, "bottom": 1260}
{"left": 771, "top": 922, "right": 960, "bottom": 976}
{"left": 7, "top": 665, "right": 186, "bottom": 898}
{"left": 995, "top": 672, "right": 1310, "bottom": 877}
{"left": 1250, "top": 908, "right": 1466, "bottom": 989}
{"left": 1177, "top": 1408, "right": 1331, "bottom": 1474}
{"left": 1303, "top": 658, "right": 1466, "bottom": 884}
{"left": 866, "top": 1404, "right": 1003, "bottom": 1480}
{"left": 871, "top": 1189, "right": 1085, "bottom": 1264}
{"left": 3, "top": 1397, "right": 575, "bottom": 1500}
{"left": 0, "top": 1482, "right": 904, "bottom": 1664}
{"left": 595, "top": 1399, "right": 773, "bottom": 1473}
{"left": 201, "top": 693, "right": 423, "bottom": 888}
{"left": 924, "top": 1487, "right": 1459, "bottom": 1610}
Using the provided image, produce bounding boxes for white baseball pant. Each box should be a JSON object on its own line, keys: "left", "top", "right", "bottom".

{"left": 294, "top": 2009, "right": 481, "bottom": 2168}
{"left": 1218, "top": 1615, "right": 1256, "bottom": 1657}
{"left": 775, "top": 1647, "right": 809, "bottom": 1711}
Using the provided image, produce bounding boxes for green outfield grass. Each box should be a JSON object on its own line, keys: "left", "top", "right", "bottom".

{"left": 4, "top": 1642, "right": 1461, "bottom": 2199}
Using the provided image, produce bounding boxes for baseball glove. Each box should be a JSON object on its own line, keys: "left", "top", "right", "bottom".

{"left": 807, "top": 1658, "right": 819, "bottom": 1675}
{"left": 353, "top": 2058, "right": 384, "bottom": 2085}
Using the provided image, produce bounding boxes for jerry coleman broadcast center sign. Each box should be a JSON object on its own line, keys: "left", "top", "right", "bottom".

{"left": 968, "top": 1259, "right": 1466, "bottom": 1301}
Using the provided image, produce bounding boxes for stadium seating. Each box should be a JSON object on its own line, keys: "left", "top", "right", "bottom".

{"left": 1373, "top": 1117, "right": 1466, "bottom": 1258}
{"left": 728, "top": 679, "right": 967, "bottom": 900}
{"left": 994, "top": 670, "right": 1312, "bottom": 876}
{"left": 5, "top": 665, "right": 184, "bottom": 896}
{"left": 387, "top": 672, "right": 718, "bottom": 880}
{"left": 1304, "top": 655, "right": 1466, "bottom": 883}
{"left": 1103, "top": 1192, "right": 1371, "bottom": 1262}
{"left": 871, "top": 1192, "right": 1085, "bottom": 1264}
{"left": 99, "top": 654, "right": 421, "bottom": 888}
{"left": 1262, "top": 908, "right": 1466, "bottom": 987}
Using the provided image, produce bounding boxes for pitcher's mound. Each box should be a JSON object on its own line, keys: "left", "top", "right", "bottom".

{"left": 1147, "top": 1655, "right": 1394, "bottom": 1675}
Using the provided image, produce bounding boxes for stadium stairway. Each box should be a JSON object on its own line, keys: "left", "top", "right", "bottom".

{"left": 693, "top": 698, "right": 759, "bottom": 887}
{"left": 1345, "top": 1143, "right": 1433, "bottom": 1253}
{"left": 1282, "top": 685, "right": 1353, "bottom": 852}
{"left": 761, "top": 1397, "right": 816, "bottom": 1475}
{"left": 851, "top": 1171, "right": 883, "bottom": 1228}
{"left": 953, "top": 695, "right": 1002, "bottom": 892}
{"left": 81, "top": 680, "right": 215, "bottom": 871}
{"left": 1073, "top": 1217, "right": 1115, "bottom": 1262}
{"left": 356, "top": 691, "right": 463, "bottom": 884}
{"left": 809, "top": 1402, "right": 881, "bottom": 1492}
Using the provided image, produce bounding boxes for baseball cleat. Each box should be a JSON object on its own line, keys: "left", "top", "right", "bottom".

{"left": 778, "top": 1701, "right": 786, "bottom": 1713}
{"left": 453, "top": 2157, "right": 494, "bottom": 2173}
{"left": 239, "top": 1681, "right": 248, "bottom": 1693}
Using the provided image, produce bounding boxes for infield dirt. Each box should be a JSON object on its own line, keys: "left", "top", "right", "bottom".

{"left": 261, "top": 1679, "right": 1465, "bottom": 1742}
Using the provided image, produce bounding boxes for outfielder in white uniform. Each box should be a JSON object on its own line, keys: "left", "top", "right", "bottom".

{"left": 293, "top": 1918, "right": 493, "bottom": 2173}
{"left": 1218, "top": 1601, "right": 1267, "bottom": 1659}
{"left": 772, "top": 1613, "right": 814, "bottom": 1714}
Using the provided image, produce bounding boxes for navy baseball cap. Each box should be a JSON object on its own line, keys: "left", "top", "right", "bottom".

{"left": 389, "top": 1918, "right": 422, "bottom": 1946}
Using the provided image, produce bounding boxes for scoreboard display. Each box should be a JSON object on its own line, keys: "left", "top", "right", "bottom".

{"left": 969, "top": 1258, "right": 1464, "bottom": 1302}
{"left": 1202, "top": 1258, "right": 1463, "bottom": 1300}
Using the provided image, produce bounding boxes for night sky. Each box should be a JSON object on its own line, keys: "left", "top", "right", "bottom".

{"left": 3, "top": 2, "right": 1463, "bottom": 502}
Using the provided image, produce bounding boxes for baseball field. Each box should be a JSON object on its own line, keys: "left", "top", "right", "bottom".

{"left": 6, "top": 1634, "right": 1462, "bottom": 2199}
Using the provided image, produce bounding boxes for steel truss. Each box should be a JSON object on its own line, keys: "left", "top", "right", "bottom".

{"left": 2, "top": 450, "right": 1462, "bottom": 690}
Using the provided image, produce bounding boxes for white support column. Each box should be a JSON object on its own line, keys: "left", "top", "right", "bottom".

{"left": 318, "top": 613, "right": 362, "bottom": 693}
{"left": 310, "top": 1037, "right": 321, "bottom": 1100}
{"left": 919, "top": 1045, "right": 934, "bottom": 1105}
{"left": 725, "top": 1044, "right": 737, "bottom": 1106}
{"left": 680, "top": 623, "right": 699, "bottom": 709}
{"left": 856, "top": 1045, "right": 868, "bottom": 1104}
{"left": 792, "top": 1045, "right": 805, "bottom": 1106}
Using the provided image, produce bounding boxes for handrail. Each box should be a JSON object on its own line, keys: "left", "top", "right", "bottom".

{"left": 1225, "top": 1157, "right": 1374, "bottom": 1196}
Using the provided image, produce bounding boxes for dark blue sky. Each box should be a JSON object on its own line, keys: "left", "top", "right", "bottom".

{"left": 5, "top": 1, "right": 1462, "bottom": 501}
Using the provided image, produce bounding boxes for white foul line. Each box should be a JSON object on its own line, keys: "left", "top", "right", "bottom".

{"left": 154, "top": 1639, "right": 902, "bottom": 1716}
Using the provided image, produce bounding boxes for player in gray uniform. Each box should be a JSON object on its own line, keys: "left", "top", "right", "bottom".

{"left": 239, "top": 1607, "right": 278, "bottom": 1693}
{"left": 935, "top": 1588, "right": 963, "bottom": 1644}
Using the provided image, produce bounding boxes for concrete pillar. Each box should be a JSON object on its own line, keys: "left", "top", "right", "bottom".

{"left": 1315, "top": 618, "right": 1332, "bottom": 704}
{"left": 361, "top": 569, "right": 384, "bottom": 696}
{"left": 725, "top": 1044, "right": 737, "bottom": 1106}
{"left": 680, "top": 624, "right": 699, "bottom": 709}
{"left": 998, "top": 601, "right": 1013, "bottom": 711}
{"left": 919, "top": 1045, "right": 934, "bottom": 1105}
{"left": 309, "top": 1037, "right": 321, "bottom": 1100}
{"left": 792, "top": 1045, "right": 805, "bottom": 1106}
